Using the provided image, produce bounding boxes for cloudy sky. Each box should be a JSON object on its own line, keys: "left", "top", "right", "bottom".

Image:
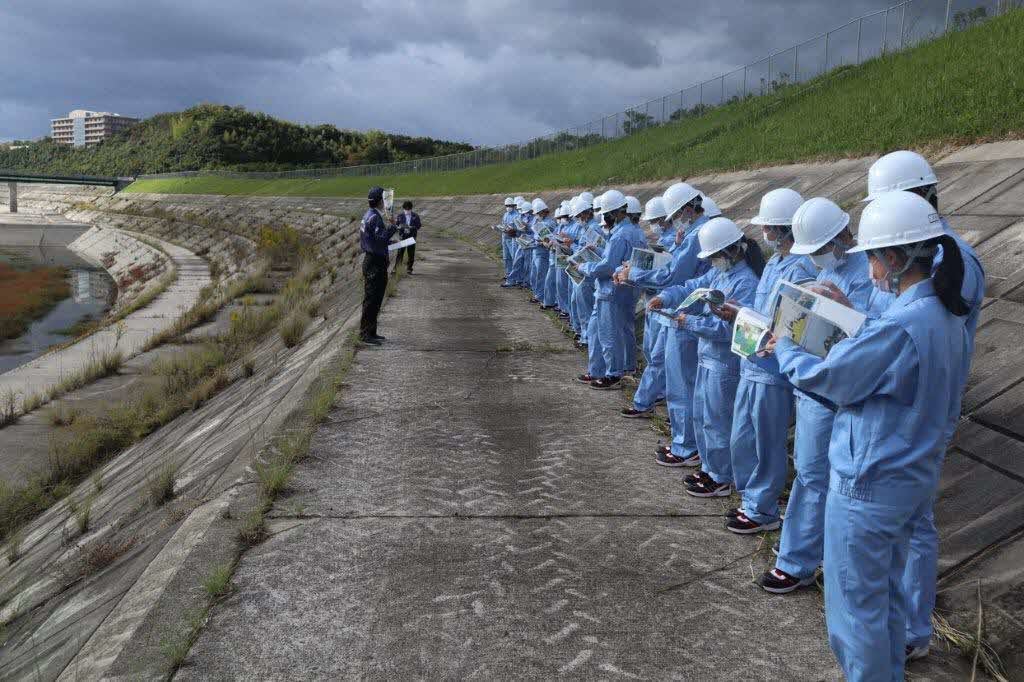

{"left": 1, "top": 0, "right": 954, "bottom": 145}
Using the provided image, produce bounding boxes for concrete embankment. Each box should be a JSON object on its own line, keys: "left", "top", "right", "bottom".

{"left": 0, "top": 139, "right": 1022, "bottom": 678}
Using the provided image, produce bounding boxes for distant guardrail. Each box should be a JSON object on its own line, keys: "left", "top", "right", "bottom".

{"left": 140, "top": 0, "right": 1020, "bottom": 182}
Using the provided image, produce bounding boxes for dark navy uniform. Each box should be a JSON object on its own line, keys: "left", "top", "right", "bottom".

{"left": 359, "top": 203, "right": 397, "bottom": 341}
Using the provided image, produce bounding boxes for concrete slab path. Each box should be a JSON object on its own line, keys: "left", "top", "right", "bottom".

{"left": 179, "top": 237, "right": 842, "bottom": 679}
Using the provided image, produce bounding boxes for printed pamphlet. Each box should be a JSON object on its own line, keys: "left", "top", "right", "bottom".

{"left": 388, "top": 237, "right": 417, "bottom": 252}
{"left": 769, "top": 280, "right": 865, "bottom": 358}
{"left": 731, "top": 308, "right": 772, "bottom": 358}
{"left": 629, "top": 247, "right": 672, "bottom": 272}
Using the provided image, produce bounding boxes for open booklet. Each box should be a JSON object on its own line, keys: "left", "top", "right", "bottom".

{"left": 515, "top": 236, "right": 537, "bottom": 249}
{"left": 566, "top": 265, "right": 586, "bottom": 287}
{"left": 566, "top": 244, "right": 602, "bottom": 268}
{"left": 629, "top": 247, "right": 673, "bottom": 272}
{"left": 730, "top": 279, "right": 867, "bottom": 359}
{"left": 679, "top": 288, "right": 726, "bottom": 310}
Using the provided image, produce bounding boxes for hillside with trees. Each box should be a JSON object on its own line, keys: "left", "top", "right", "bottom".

{"left": 0, "top": 104, "right": 474, "bottom": 176}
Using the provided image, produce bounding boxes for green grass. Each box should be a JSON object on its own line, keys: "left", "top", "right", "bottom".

{"left": 128, "top": 11, "right": 1024, "bottom": 199}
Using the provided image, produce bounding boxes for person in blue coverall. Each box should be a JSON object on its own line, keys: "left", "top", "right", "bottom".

{"left": 650, "top": 218, "right": 762, "bottom": 495}
{"left": 639, "top": 183, "right": 711, "bottom": 465}
{"left": 723, "top": 188, "right": 816, "bottom": 533}
{"left": 614, "top": 195, "right": 671, "bottom": 417}
{"left": 767, "top": 190, "right": 971, "bottom": 682}
{"left": 815, "top": 151, "right": 985, "bottom": 662}
{"left": 500, "top": 197, "right": 519, "bottom": 284}
{"left": 575, "top": 190, "right": 646, "bottom": 390}
{"left": 507, "top": 199, "right": 533, "bottom": 288}
{"left": 552, "top": 202, "right": 573, "bottom": 317}
{"left": 570, "top": 195, "right": 600, "bottom": 348}
{"left": 529, "top": 198, "right": 553, "bottom": 305}
{"left": 758, "top": 197, "right": 874, "bottom": 593}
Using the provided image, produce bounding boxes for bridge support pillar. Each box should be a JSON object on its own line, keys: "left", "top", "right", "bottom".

{"left": 7, "top": 182, "right": 16, "bottom": 213}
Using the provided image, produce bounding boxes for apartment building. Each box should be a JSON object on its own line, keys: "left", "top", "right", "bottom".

{"left": 51, "top": 110, "right": 139, "bottom": 147}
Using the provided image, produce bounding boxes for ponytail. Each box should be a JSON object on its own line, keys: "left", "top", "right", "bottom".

{"left": 930, "top": 235, "right": 969, "bottom": 317}
{"left": 740, "top": 237, "right": 766, "bottom": 277}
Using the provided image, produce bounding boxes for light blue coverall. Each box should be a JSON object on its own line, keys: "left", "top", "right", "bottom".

{"left": 730, "top": 251, "right": 816, "bottom": 525}
{"left": 626, "top": 215, "right": 709, "bottom": 416}
{"left": 775, "top": 250, "right": 874, "bottom": 579}
{"left": 531, "top": 217, "right": 552, "bottom": 300}
{"left": 776, "top": 278, "right": 969, "bottom": 682}
{"left": 659, "top": 261, "right": 759, "bottom": 483}
{"left": 573, "top": 219, "right": 602, "bottom": 345}
{"left": 579, "top": 218, "right": 645, "bottom": 379}
{"left": 508, "top": 214, "right": 534, "bottom": 286}
{"left": 501, "top": 209, "right": 519, "bottom": 279}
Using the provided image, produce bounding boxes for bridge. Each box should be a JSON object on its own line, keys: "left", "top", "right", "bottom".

{"left": 0, "top": 171, "right": 135, "bottom": 212}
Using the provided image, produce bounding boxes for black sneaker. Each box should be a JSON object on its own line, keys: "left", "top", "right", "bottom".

{"left": 726, "top": 512, "right": 781, "bottom": 535}
{"left": 541, "top": 305, "right": 555, "bottom": 310}
{"left": 576, "top": 373, "right": 596, "bottom": 384}
{"left": 529, "top": 297, "right": 540, "bottom": 303}
{"left": 654, "top": 396, "right": 667, "bottom": 405}
{"left": 655, "top": 450, "right": 689, "bottom": 467}
{"left": 558, "top": 312, "right": 570, "bottom": 319}
{"left": 655, "top": 444, "right": 671, "bottom": 456}
{"left": 759, "top": 568, "right": 816, "bottom": 594}
{"left": 621, "top": 407, "right": 653, "bottom": 419}
{"left": 685, "top": 478, "right": 733, "bottom": 498}
{"left": 726, "top": 507, "right": 745, "bottom": 519}
{"left": 684, "top": 469, "right": 713, "bottom": 486}
{"left": 500, "top": 282, "right": 516, "bottom": 288}
{"left": 590, "top": 376, "right": 623, "bottom": 390}
{"left": 359, "top": 336, "right": 383, "bottom": 346}
{"left": 371, "top": 334, "right": 386, "bottom": 342}
{"left": 573, "top": 333, "right": 581, "bottom": 341}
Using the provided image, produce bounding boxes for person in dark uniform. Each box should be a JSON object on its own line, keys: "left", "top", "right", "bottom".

{"left": 394, "top": 200, "right": 422, "bottom": 274}
{"left": 359, "top": 186, "right": 397, "bottom": 345}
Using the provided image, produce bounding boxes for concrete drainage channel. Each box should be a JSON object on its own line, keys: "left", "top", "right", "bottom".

{"left": 0, "top": 138, "right": 1021, "bottom": 678}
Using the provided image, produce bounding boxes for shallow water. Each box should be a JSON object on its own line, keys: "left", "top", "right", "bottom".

{"left": 0, "top": 246, "right": 114, "bottom": 374}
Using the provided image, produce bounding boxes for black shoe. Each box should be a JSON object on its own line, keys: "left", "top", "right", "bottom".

{"left": 685, "top": 478, "right": 733, "bottom": 498}
{"left": 590, "top": 376, "right": 623, "bottom": 390}
{"left": 529, "top": 297, "right": 540, "bottom": 303}
{"left": 573, "top": 333, "right": 581, "bottom": 341}
{"left": 759, "top": 568, "right": 816, "bottom": 594}
{"left": 359, "top": 336, "right": 383, "bottom": 346}
{"left": 576, "top": 373, "right": 597, "bottom": 384}
{"left": 684, "top": 469, "right": 713, "bottom": 486}
{"left": 621, "top": 407, "right": 653, "bottom": 419}
{"left": 371, "top": 334, "right": 386, "bottom": 342}
{"left": 541, "top": 305, "right": 555, "bottom": 310}
{"left": 726, "top": 512, "right": 781, "bottom": 535}
{"left": 500, "top": 282, "right": 516, "bottom": 288}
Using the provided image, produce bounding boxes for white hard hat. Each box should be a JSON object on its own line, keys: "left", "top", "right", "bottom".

{"left": 750, "top": 188, "right": 804, "bottom": 226}
{"left": 700, "top": 193, "right": 721, "bottom": 219}
{"left": 579, "top": 191, "right": 595, "bottom": 205}
{"left": 518, "top": 199, "right": 532, "bottom": 212}
{"left": 641, "top": 196, "right": 668, "bottom": 222}
{"left": 662, "top": 182, "right": 701, "bottom": 218}
{"left": 848, "top": 191, "right": 944, "bottom": 254}
{"left": 697, "top": 217, "right": 745, "bottom": 259}
{"left": 504, "top": 197, "right": 515, "bottom": 206}
{"left": 571, "top": 196, "right": 592, "bottom": 217}
{"left": 599, "top": 189, "right": 627, "bottom": 213}
{"left": 514, "top": 195, "right": 525, "bottom": 204}
{"left": 864, "top": 150, "right": 938, "bottom": 202}
{"left": 790, "top": 198, "right": 851, "bottom": 255}
{"left": 553, "top": 204, "right": 564, "bottom": 219}
{"left": 625, "top": 196, "right": 642, "bottom": 215}
{"left": 532, "top": 198, "right": 548, "bottom": 213}
{"left": 592, "top": 195, "right": 604, "bottom": 216}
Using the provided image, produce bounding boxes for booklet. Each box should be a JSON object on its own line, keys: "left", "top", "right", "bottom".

{"left": 650, "top": 306, "right": 686, "bottom": 328}
{"left": 554, "top": 251, "right": 571, "bottom": 269}
{"left": 566, "top": 265, "right": 586, "bottom": 287}
{"left": 567, "top": 244, "right": 602, "bottom": 268}
{"left": 629, "top": 247, "right": 672, "bottom": 272}
{"left": 731, "top": 308, "right": 772, "bottom": 358}
{"left": 388, "top": 237, "right": 416, "bottom": 252}
{"left": 769, "top": 280, "right": 866, "bottom": 358}
{"left": 515, "top": 236, "right": 536, "bottom": 249}
{"left": 679, "top": 288, "right": 726, "bottom": 310}
{"left": 535, "top": 223, "right": 553, "bottom": 241}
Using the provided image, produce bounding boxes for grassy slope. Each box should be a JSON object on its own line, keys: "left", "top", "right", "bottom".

{"left": 128, "top": 10, "right": 1024, "bottom": 198}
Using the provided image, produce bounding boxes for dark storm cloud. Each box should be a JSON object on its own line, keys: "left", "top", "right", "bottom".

{"left": 1, "top": 0, "right": 887, "bottom": 145}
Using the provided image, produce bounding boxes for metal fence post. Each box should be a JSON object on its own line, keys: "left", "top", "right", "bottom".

{"left": 900, "top": 1, "right": 907, "bottom": 48}
{"left": 794, "top": 45, "right": 799, "bottom": 82}
{"left": 699, "top": 81, "right": 703, "bottom": 106}
{"left": 944, "top": 0, "right": 953, "bottom": 31}
{"left": 720, "top": 76, "right": 725, "bottom": 103}
{"left": 662, "top": 96, "right": 666, "bottom": 123}
{"left": 856, "top": 17, "right": 862, "bottom": 63}
{"left": 882, "top": 8, "right": 888, "bottom": 53}
{"left": 768, "top": 55, "right": 773, "bottom": 90}
{"left": 825, "top": 31, "right": 830, "bottom": 69}
{"left": 742, "top": 67, "right": 747, "bottom": 97}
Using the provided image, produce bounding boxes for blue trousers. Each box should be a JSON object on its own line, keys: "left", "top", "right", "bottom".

{"left": 576, "top": 280, "right": 595, "bottom": 343}
{"left": 531, "top": 249, "right": 548, "bottom": 298}
{"left": 619, "top": 294, "right": 640, "bottom": 373}
{"left": 502, "top": 236, "right": 515, "bottom": 276}
{"left": 543, "top": 253, "right": 558, "bottom": 306}
{"left": 557, "top": 267, "right": 571, "bottom": 313}
{"left": 632, "top": 317, "right": 666, "bottom": 411}
{"left": 730, "top": 378, "right": 794, "bottom": 524}
{"left": 692, "top": 364, "right": 740, "bottom": 484}
{"left": 825, "top": 491, "right": 929, "bottom": 682}
{"left": 586, "top": 302, "right": 606, "bottom": 377}
{"left": 509, "top": 244, "right": 528, "bottom": 285}
{"left": 664, "top": 330, "right": 698, "bottom": 457}
{"left": 776, "top": 394, "right": 833, "bottom": 578}
{"left": 902, "top": 508, "right": 938, "bottom": 649}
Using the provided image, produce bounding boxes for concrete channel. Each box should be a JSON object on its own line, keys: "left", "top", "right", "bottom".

{"left": 0, "top": 140, "right": 1021, "bottom": 678}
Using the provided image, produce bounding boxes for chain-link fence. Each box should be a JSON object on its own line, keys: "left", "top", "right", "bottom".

{"left": 142, "top": 0, "right": 1020, "bottom": 182}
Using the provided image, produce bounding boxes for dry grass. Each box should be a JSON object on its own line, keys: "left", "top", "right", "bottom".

{"left": 0, "top": 261, "right": 70, "bottom": 340}
{"left": 65, "top": 534, "right": 137, "bottom": 581}
{"left": 145, "top": 463, "right": 178, "bottom": 507}
{"left": 0, "top": 389, "right": 16, "bottom": 428}
{"left": 279, "top": 311, "right": 312, "bottom": 348}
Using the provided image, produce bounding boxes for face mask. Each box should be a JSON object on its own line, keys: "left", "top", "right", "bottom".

{"left": 404, "top": 210, "right": 412, "bottom": 217}
{"left": 763, "top": 231, "right": 779, "bottom": 250}
{"left": 810, "top": 252, "right": 838, "bottom": 270}
{"left": 506, "top": 207, "right": 513, "bottom": 212}
{"left": 673, "top": 217, "right": 691, "bottom": 231}
{"left": 650, "top": 223, "right": 663, "bottom": 235}
{"left": 710, "top": 256, "right": 733, "bottom": 272}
